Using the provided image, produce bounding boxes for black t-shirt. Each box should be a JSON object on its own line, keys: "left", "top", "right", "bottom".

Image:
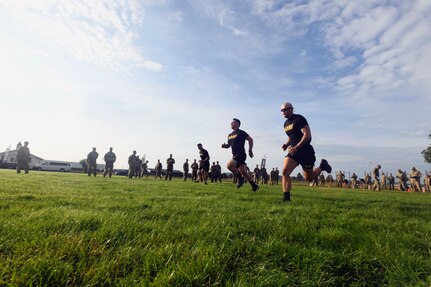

{"left": 228, "top": 129, "right": 249, "bottom": 155}
{"left": 284, "top": 114, "right": 310, "bottom": 147}
{"left": 199, "top": 149, "right": 209, "bottom": 162}
{"left": 166, "top": 158, "right": 175, "bottom": 169}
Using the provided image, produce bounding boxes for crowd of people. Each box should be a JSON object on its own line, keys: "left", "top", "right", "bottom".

{"left": 13, "top": 102, "right": 335, "bottom": 201}
{"left": 17, "top": 102, "right": 430, "bottom": 201}
{"left": 324, "top": 166, "right": 431, "bottom": 192}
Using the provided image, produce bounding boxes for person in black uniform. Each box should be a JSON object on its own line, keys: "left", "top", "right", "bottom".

{"left": 155, "top": 159, "right": 163, "bottom": 179}
{"left": 183, "top": 159, "right": 189, "bottom": 181}
{"left": 280, "top": 103, "right": 332, "bottom": 202}
{"left": 165, "top": 154, "right": 175, "bottom": 180}
{"left": 222, "top": 118, "right": 259, "bottom": 192}
{"left": 191, "top": 159, "right": 199, "bottom": 182}
{"left": 197, "top": 143, "right": 210, "bottom": 185}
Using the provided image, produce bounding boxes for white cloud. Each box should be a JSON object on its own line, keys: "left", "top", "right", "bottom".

{"left": 250, "top": 0, "right": 431, "bottom": 100}
{"left": 218, "top": 10, "right": 247, "bottom": 36}
{"left": 1, "top": 0, "right": 163, "bottom": 72}
{"left": 329, "top": 56, "right": 357, "bottom": 71}
{"left": 325, "top": 1, "right": 431, "bottom": 99}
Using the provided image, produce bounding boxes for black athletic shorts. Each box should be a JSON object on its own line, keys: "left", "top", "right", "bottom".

{"left": 286, "top": 144, "right": 316, "bottom": 170}
{"left": 200, "top": 161, "right": 210, "bottom": 172}
{"left": 233, "top": 153, "right": 247, "bottom": 168}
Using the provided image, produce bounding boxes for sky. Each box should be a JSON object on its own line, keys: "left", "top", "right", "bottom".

{"left": 1, "top": 0, "right": 430, "bottom": 177}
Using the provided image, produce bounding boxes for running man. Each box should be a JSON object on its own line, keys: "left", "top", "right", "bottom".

{"left": 221, "top": 118, "right": 259, "bottom": 192}
{"left": 280, "top": 103, "right": 331, "bottom": 202}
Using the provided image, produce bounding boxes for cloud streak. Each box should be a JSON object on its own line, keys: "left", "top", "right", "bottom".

{"left": 2, "top": 0, "right": 163, "bottom": 72}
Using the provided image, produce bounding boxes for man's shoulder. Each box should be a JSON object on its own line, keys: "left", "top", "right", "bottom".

{"left": 288, "top": 114, "right": 308, "bottom": 125}
{"left": 238, "top": 129, "right": 249, "bottom": 137}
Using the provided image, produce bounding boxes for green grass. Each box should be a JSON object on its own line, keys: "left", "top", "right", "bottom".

{"left": 0, "top": 169, "right": 430, "bottom": 286}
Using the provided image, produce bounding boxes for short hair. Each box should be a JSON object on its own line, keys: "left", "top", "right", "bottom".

{"left": 233, "top": 118, "right": 241, "bottom": 126}
{"left": 197, "top": 143, "right": 202, "bottom": 146}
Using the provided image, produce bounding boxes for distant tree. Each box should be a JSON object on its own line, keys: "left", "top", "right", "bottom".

{"left": 422, "top": 132, "right": 431, "bottom": 164}
{"left": 296, "top": 172, "right": 304, "bottom": 181}
{"left": 79, "top": 159, "right": 88, "bottom": 173}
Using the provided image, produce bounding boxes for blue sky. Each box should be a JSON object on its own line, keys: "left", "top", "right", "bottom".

{"left": 1, "top": 0, "right": 430, "bottom": 176}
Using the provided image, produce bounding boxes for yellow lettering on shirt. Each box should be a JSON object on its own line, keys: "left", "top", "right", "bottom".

{"left": 228, "top": 134, "right": 238, "bottom": 140}
{"left": 284, "top": 124, "right": 293, "bottom": 132}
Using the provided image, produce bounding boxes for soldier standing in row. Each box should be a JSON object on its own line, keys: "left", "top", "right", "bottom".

{"left": 388, "top": 173, "right": 395, "bottom": 190}
{"left": 135, "top": 156, "right": 142, "bottom": 178}
{"left": 87, "top": 147, "right": 99, "bottom": 177}
{"left": 319, "top": 173, "right": 326, "bottom": 187}
{"left": 274, "top": 167, "right": 279, "bottom": 185}
{"left": 372, "top": 164, "right": 381, "bottom": 191}
{"left": 165, "top": 154, "right": 175, "bottom": 180}
{"left": 183, "top": 159, "right": 189, "bottom": 181}
{"left": 381, "top": 172, "right": 387, "bottom": 190}
{"left": 191, "top": 159, "right": 198, "bottom": 182}
{"left": 351, "top": 172, "right": 358, "bottom": 188}
{"left": 260, "top": 167, "right": 268, "bottom": 184}
{"left": 103, "top": 147, "right": 116, "bottom": 178}
{"left": 16, "top": 141, "right": 31, "bottom": 174}
{"left": 424, "top": 172, "right": 431, "bottom": 192}
{"left": 210, "top": 162, "right": 217, "bottom": 182}
{"left": 215, "top": 161, "right": 222, "bottom": 183}
{"left": 128, "top": 151, "right": 137, "bottom": 179}
{"left": 364, "top": 173, "right": 371, "bottom": 189}
{"left": 155, "top": 160, "right": 163, "bottom": 179}
{"left": 141, "top": 160, "right": 149, "bottom": 178}
{"left": 336, "top": 171, "right": 345, "bottom": 187}
{"left": 397, "top": 169, "right": 408, "bottom": 191}
{"left": 409, "top": 167, "right": 422, "bottom": 192}
{"left": 270, "top": 168, "right": 276, "bottom": 185}
{"left": 253, "top": 165, "right": 260, "bottom": 184}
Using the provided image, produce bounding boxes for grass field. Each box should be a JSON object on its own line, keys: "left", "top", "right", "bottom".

{"left": 0, "top": 169, "right": 430, "bottom": 286}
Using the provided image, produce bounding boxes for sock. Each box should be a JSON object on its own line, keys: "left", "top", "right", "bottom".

{"left": 283, "top": 192, "right": 291, "bottom": 201}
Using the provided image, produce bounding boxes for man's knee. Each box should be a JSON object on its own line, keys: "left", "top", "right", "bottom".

{"left": 227, "top": 161, "right": 235, "bottom": 170}
{"left": 282, "top": 167, "right": 291, "bottom": 177}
